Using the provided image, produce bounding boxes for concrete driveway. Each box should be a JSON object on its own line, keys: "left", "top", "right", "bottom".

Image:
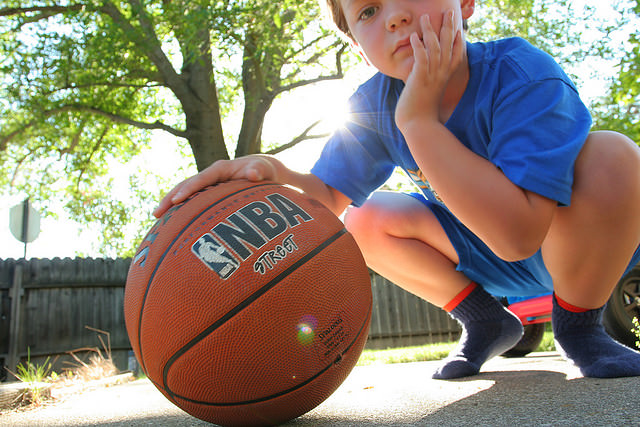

{"left": 1, "top": 352, "right": 639, "bottom": 426}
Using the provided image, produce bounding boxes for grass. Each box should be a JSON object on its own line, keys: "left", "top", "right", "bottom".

{"left": 4, "top": 327, "right": 119, "bottom": 410}
{"left": 357, "top": 329, "right": 556, "bottom": 366}
{"left": 8, "top": 348, "right": 55, "bottom": 406}
{"left": 538, "top": 330, "right": 556, "bottom": 352}
{"left": 13, "top": 349, "right": 53, "bottom": 384}
{"left": 358, "top": 342, "right": 456, "bottom": 366}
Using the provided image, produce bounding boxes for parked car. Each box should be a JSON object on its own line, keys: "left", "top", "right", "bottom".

{"left": 501, "top": 263, "right": 640, "bottom": 357}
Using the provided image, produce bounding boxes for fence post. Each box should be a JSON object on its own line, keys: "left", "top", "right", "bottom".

{"left": 7, "top": 262, "right": 24, "bottom": 372}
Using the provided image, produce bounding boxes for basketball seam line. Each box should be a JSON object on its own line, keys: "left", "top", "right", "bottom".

{"left": 161, "top": 227, "right": 347, "bottom": 397}
{"left": 136, "top": 182, "right": 275, "bottom": 375}
{"left": 170, "top": 299, "right": 372, "bottom": 408}
{"left": 161, "top": 228, "right": 364, "bottom": 406}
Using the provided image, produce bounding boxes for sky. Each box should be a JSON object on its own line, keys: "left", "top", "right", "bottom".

{"left": 0, "top": 1, "right": 634, "bottom": 260}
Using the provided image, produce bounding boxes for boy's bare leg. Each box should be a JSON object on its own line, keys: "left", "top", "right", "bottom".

{"left": 542, "top": 131, "right": 640, "bottom": 377}
{"left": 344, "top": 192, "right": 468, "bottom": 306}
{"left": 345, "top": 192, "right": 523, "bottom": 379}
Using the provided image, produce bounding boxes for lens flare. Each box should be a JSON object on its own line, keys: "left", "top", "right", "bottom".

{"left": 296, "top": 315, "right": 317, "bottom": 346}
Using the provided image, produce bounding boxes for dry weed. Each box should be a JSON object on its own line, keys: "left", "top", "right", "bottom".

{"left": 63, "top": 327, "right": 118, "bottom": 382}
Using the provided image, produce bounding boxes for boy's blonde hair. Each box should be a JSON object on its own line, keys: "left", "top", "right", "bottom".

{"left": 324, "top": 0, "right": 354, "bottom": 40}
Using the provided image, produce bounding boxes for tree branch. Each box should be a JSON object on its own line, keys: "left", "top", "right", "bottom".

{"left": 275, "top": 44, "right": 347, "bottom": 96}
{"left": 42, "top": 81, "right": 165, "bottom": 97}
{"left": 66, "top": 104, "right": 187, "bottom": 137}
{"left": 99, "top": 1, "right": 193, "bottom": 105}
{"left": 75, "top": 125, "right": 110, "bottom": 191}
{"left": 0, "top": 4, "right": 86, "bottom": 30}
{"left": 9, "top": 150, "right": 33, "bottom": 188}
{"left": 265, "top": 120, "right": 329, "bottom": 155}
{"left": 0, "top": 4, "right": 84, "bottom": 18}
{"left": 283, "top": 33, "right": 334, "bottom": 63}
{"left": 1, "top": 105, "right": 186, "bottom": 152}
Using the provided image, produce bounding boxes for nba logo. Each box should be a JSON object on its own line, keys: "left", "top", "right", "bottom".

{"left": 191, "top": 233, "right": 240, "bottom": 279}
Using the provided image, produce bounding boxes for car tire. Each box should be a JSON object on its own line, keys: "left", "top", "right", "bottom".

{"left": 502, "top": 322, "right": 545, "bottom": 357}
{"left": 603, "top": 264, "right": 640, "bottom": 349}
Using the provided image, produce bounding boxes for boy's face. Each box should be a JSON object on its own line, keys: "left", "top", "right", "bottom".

{"left": 340, "top": 0, "right": 475, "bottom": 81}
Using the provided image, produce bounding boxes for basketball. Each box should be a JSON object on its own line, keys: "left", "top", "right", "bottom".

{"left": 124, "top": 180, "right": 372, "bottom": 426}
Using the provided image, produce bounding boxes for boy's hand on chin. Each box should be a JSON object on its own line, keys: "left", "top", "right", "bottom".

{"left": 395, "top": 9, "right": 463, "bottom": 132}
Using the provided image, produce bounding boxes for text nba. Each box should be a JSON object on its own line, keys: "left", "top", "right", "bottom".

{"left": 192, "top": 193, "right": 313, "bottom": 279}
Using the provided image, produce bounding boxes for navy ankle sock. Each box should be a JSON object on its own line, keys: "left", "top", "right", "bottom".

{"left": 552, "top": 295, "right": 640, "bottom": 378}
{"left": 433, "top": 285, "right": 523, "bottom": 379}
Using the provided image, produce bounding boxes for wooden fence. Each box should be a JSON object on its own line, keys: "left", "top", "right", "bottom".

{"left": 0, "top": 258, "right": 132, "bottom": 381}
{"left": 0, "top": 257, "right": 460, "bottom": 380}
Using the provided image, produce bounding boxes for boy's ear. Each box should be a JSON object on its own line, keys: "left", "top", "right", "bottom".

{"left": 460, "top": 0, "right": 475, "bottom": 20}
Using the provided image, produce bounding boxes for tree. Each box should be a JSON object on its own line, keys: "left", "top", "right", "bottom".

{"left": 470, "top": 0, "right": 579, "bottom": 60}
{"left": 0, "top": 0, "right": 350, "bottom": 255}
{"left": 1, "top": 1, "right": 637, "bottom": 257}
{"left": 591, "top": 0, "right": 640, "bottom": 142}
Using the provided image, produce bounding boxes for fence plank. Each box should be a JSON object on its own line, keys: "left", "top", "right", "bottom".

{"left": 366, "top": 274, "right": 461, "bottom": 349}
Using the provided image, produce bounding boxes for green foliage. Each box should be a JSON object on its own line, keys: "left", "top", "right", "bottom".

{"left": 470, "top": 0, "right": 579, "bottom": 61}
{"left": 538, "top": 329, "right": 556, "bottom": 353}
{"left": 591, "top": 3, "right": 640, "bottom": 143}
{"left": 357, "top": 330, "right": 555, "bottom": 366}
{"left": 11, "top": 348, "right": 55, "bottom": 406}
{"left": 0, "top": 0, "right": 346, "bottom": 256}
{"left": 357, "top": 342, "right": 457, "bottom": 366}
{"left": 633, "top": 317, "right": 640, "bottom": 349}
{"left": 14, "top": 349, "right": 53, "bottom": 384}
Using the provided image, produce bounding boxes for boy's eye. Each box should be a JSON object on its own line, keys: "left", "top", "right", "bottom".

{"left": 358, "top": 6, "right": 378, "bottom": 21}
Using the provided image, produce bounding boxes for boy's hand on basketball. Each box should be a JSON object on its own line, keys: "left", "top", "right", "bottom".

{"left": 153, "top": 155, "right": 282, "bottom": 218}
{"left": 395, "top": 9, "right": 463, "bottom": 132}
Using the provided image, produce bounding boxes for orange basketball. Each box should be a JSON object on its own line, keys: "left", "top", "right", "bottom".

{"left": 124, "top": 180, "right": 372, "bottom": 426}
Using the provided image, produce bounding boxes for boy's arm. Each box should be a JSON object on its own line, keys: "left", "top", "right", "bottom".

{"left": 153, "top": 154, "right": 352, "bottom": 219}
{"left": 396, "top": 13, "right": 557, "bottom": 262}
{"left": 402, "top": 123, "right": 556, "bottom": 261}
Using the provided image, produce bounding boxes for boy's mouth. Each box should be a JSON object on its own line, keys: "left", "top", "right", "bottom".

{"left": 393, "top": 37, "right": 413, "bottom": 55}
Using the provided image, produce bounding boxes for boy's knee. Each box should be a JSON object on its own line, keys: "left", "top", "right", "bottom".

{"left": 344, "top": 202, "right": 383, "bottom": 243}
{"left": 344, "top": 192, "right": 411, "bottom": 246}
{"left": 576, "top": 131, "right": 640, "bottom": 207}
{"left": 343, "top": 205, "right": 365, "bottom": 238}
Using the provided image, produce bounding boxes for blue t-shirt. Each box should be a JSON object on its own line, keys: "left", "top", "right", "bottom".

{"left": 311, "top": 37, "right": 592, "bottom": 209}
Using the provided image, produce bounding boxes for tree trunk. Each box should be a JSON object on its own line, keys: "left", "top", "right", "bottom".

{"left": 235, "top": 96, "right": 272, "bottom": 158}
{"left": 234, "top": 34, "right": 275, "bottom": 158}
{"left": 185, "top": 104, "right": 228, "bottom": 171}
{"left": 180, "top": 36, "right": 228, "bottom": 171}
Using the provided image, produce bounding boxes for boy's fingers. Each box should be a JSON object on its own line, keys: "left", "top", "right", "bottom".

{"left": 153, "top": 181, "right": 186, "bottom": 218}
{"left": 420, "top": 14, "right": 440, "bottom": 71}
{"left": 410, "top": 31, "right": 428, "bottom": 72}
{"left": 439, "top": 9, "right": 456, "bottom": 62}
{"left": 451, "top": 29, "right": 464, "bottom": 68}
{"left": 171, "top": 175, "right": 207, "bottom": 204}
{"left": 152, "top": 163, "right": 225, "bottom": 218}
{"left": 152, "top": 156, "right": 275, "bottom": 218}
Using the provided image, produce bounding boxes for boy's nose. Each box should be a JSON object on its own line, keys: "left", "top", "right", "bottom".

{"left": 385, "top": 8, "right": 412, "bottom": 31}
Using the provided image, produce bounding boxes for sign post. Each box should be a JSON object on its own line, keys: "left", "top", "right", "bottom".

{"left": 9, "top": 198, "right": 40, "bottom": 259}
{"left": 7, "top": 199, "right": 40, "bottom": 371}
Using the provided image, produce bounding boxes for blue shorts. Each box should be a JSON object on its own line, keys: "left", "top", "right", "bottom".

{"left": 410, "top": 193, "right": 640, "bottom": 297}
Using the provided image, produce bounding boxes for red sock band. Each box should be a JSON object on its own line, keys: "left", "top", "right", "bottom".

{"left": 554, "top": 293, "right": 589, "bottom": 313}
{"left": 443, "top": 281, "right": 478, "bottom": 312}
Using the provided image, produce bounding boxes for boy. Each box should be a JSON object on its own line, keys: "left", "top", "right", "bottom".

{"left": 155, "top": 0, "right": 640, "bottom": 379}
